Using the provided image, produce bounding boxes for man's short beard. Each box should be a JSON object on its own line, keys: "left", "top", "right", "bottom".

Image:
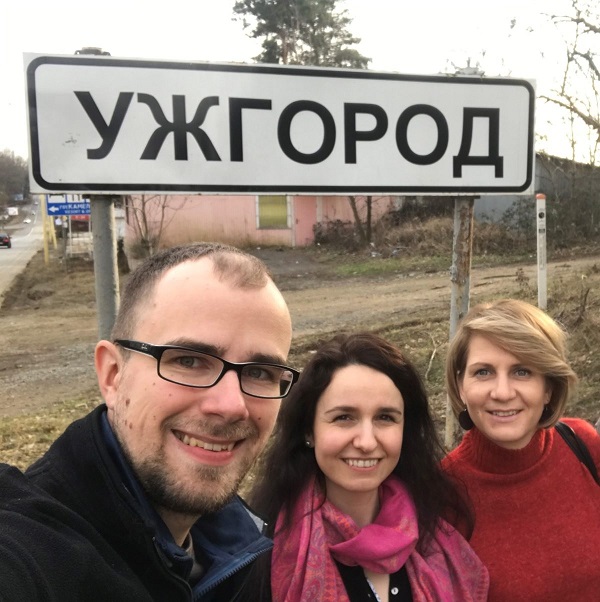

{"left": 115, "top": 416, "right": 260, "bottom": 517}
{"left": 135, "top": 452, "right": 253, "bottom": 516}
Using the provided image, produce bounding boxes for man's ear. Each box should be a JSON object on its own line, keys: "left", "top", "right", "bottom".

{"left": 95, "top": 341, "right": 123, "bottom": 409}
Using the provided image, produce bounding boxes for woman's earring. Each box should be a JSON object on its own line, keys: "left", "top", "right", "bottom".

{"left": 458, "top": 408, "right": 474, "bottom": 431}
{"left": 305, "top": 440, "right": 314, "bottom": 448}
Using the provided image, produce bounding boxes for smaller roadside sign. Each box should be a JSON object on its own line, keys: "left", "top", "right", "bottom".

{"left": 47, "top": 202, "right": 91, "bottom": 216}
{"left": 46, "top": 194, "right": 91, "bottom": 216}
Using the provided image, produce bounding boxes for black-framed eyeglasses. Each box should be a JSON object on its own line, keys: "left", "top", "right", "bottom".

{"left": 114, "top": 339, "right": 300, "bottom": 399}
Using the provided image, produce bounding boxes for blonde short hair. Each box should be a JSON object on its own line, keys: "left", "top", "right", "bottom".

{"left": 445, "top": 299, "right": 578, "bottom": 428}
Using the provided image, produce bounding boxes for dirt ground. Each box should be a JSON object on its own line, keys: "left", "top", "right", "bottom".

{"left": 1, "top": 245, "right": 599, "bottom": 419}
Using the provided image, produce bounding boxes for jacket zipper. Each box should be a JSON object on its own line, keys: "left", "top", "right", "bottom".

{"left": 193, "top": 545, "right": 271, "bottom": 601}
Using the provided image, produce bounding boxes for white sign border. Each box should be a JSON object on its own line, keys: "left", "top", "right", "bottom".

{"left": 26, "top": 55, "right": 535, "bottom": 195}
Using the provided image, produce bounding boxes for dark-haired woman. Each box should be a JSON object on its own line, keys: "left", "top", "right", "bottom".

{"left": 248, "top": 333, "right": 488, "bottom": 601}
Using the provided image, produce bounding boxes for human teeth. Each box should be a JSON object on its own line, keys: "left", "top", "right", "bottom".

{"left": 492, "top": 410, "right": 518, "bottom": 417}
{"left": 346, "top": 459, "right": 378, "bottom": 468}
{"left": 177, "top": 433, "right": 234, "bottom": 452}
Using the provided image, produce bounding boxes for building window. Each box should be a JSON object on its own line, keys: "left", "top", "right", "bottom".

{"left": 257, "top": 195, "right": 289, "bottom": 229}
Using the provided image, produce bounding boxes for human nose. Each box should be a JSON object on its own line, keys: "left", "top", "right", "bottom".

{"left": 199, "top": 369, "right": 250, "bottom": 422}
{"left": 490, "top": 372, "right": 515, "bottom": 401}
{"left": 353, "top": 421, "right": 377, "bottom": 452}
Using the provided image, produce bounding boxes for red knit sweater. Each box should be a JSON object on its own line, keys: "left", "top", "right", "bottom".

{"left": 442, "top": 418, "right": 600, "bottom": 602}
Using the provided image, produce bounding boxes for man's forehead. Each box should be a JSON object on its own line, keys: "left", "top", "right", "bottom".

{"left": 130, "top": 255, "right": 289, "bottom": 345}
{"left": 158, "top": 257, "right": 216, "bottom": 285}
{"left": 135, "top": 257, "right": 276, "bottom": 321}
{"left": 132, "top": 259, "right": 219, "bottom": 323}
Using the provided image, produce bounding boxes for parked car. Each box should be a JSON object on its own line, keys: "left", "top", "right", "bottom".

{"left": 0, "top": 232, "right": 11, "bottom": 248}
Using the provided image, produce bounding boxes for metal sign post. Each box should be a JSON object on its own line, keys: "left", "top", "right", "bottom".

{"left": 41, "top": 195, "right": 50, "bottom": 264}
{"left": 536, "top": 193, "right": 547, "bottom": 310}
{"left": 90, "top": 196, "right": 119, "bottom": 341}
{"left": 445, "top": 197, "right": 475, "bottom": 449}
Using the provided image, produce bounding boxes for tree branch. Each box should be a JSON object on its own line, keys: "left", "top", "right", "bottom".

{"left": 540, "top": 95, "right": 600, "bottom": 134}
{"left": 425, "top": 333, "right": 444, "bottom": 382}
{"left": 571, "top": 49, "right": 600, "bottom": 80}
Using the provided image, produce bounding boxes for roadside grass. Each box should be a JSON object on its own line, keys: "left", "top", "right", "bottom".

{"left": 326, "top": 252, "right": 535, "bottom": 279}
{"left": 331, "top": 254, "right": 451, "bottom": 277}
{"left": 548, "top": 266, "right": 600, "bottom": 422}
{"left": 0, "top": 398, "right": 99, "bottom": 469}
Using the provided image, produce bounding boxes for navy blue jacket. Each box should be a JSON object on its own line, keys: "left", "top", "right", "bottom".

{"left": 0, "top": 405, "right": 271, "bottom": 601}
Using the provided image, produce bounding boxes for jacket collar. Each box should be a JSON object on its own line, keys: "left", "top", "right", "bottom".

{"left": 100, "top": 411, "right": 194, "bottom": 579}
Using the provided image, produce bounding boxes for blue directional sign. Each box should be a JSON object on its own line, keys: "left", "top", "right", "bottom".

{"left": 46, "top": 196, "right": 91, "bottom": 216}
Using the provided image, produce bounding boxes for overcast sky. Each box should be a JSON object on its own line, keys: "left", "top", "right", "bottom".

{"left": 1, "top": 0, "right": 575, "bottom": 159}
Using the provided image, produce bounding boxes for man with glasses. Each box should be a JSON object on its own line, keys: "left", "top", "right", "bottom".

{"left": 0, "top": 242, "right": 298, "bottom": 601}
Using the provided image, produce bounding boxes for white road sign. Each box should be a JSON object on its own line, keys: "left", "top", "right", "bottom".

{"left": 25, "top": 54, "right": 535, "bottom": 195}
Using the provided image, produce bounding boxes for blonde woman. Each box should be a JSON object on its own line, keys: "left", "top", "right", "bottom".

{"left": 443, "top": 298, "right": 600, "bottom": 601}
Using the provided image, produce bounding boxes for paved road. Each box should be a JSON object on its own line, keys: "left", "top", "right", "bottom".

{"left": 0, "top": 213, "right": 44, "bottom": 300}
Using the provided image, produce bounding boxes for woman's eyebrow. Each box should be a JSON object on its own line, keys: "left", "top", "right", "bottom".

{"left": 323, "top": 405, "right": 403, "bottom": 415}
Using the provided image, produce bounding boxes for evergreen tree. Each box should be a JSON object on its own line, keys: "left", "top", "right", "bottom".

{"left": 0, "top": 150, "right": 28, "bottom": 206}
{"left": 233, "top": 0, "right": 370, "bottom": 68}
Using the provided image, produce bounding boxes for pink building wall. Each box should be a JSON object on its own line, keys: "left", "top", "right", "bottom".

{"left": 292, "top": 196, "right": 317, "bottom": 247}
{"left": 126, "top": 194, "right": 396, "bottom": 249}
{"left": 164, "top": 195, "right": 293, "bottom": 247}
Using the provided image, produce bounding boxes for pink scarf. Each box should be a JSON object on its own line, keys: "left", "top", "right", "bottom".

{"left": 271, "top": 476, "right": 488, "bottom": 602}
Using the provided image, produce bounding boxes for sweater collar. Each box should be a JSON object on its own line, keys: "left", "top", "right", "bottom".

{"left": 461, "top": 427, "right": 552, "bottom": 474}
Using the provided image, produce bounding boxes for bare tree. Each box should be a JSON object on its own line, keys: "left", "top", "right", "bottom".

{"left": 542, "top": 0, "right": 600, "bottom": 162}
{"left": 125, "top": 194, "right": 188, "bottom": 257}
{"left": 348, "top": 195, "right": 378, "bottom": 245}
